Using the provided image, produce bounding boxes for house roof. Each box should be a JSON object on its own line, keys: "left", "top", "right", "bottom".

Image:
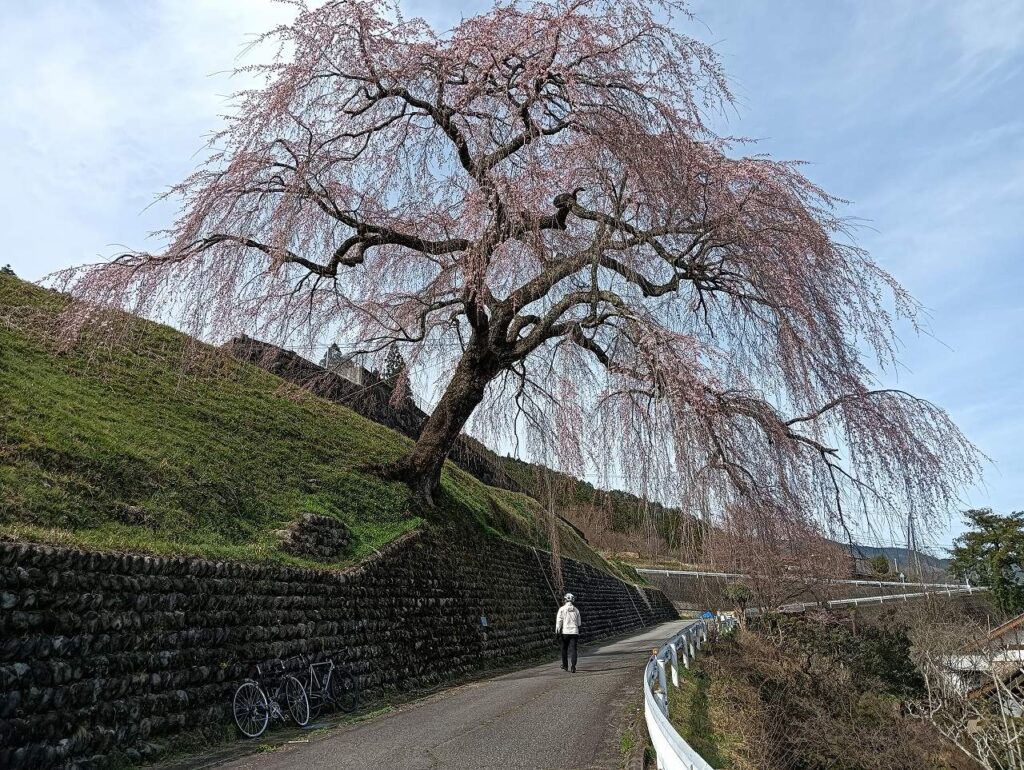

{"left": 967, "top": 665, "right": 1024, "bottom": 701}
{"left": 960, "top": 611, "right": 1024, "bottom": 654}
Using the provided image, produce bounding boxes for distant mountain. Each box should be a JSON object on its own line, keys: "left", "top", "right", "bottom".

{"left": 837, "top": 541, "right": 952, "bottom": 580}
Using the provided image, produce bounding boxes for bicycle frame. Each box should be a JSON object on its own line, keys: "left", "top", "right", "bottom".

{"left": 286, "top": 654, "right": 357, "bottom": 717}
{"left": 308, "top": 659, "right": 335, "bottom": 696}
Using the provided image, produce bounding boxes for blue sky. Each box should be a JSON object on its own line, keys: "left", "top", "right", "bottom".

{"left": 1, "top": 1, "right": 1021, "bottom": 551}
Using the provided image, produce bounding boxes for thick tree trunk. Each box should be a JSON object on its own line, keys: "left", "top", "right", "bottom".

{"left": 387, "top": 345, "right": 502, "bottom": 504}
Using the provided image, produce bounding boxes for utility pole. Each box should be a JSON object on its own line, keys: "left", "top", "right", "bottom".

{"left": 906, "top": 512, "right": 925, "bottom": 583}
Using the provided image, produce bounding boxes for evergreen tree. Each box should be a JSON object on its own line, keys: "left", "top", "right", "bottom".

{"left": 383, "top": 346, "right": 413, "bottom": 407}
{"left": 869, "top": 555, "right": 891, "bottom": 576}
{"left": 0, "top": 264, "right": 14, "bottom": 276}
{"left": 950, "top": 508, "right": 1024, "bottom": 614}
{"left": 724, "top": 581, "right": 753, "bottom": 624}
{"left": 319, "top": 343, "right": 344, "bottom": 370}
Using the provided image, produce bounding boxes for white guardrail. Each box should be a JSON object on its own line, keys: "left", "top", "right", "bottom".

{"left": 824, "top": 585, "right": 980, "bottom": 608}
{"left": 773, "top": 585, "right": 985, "bottom": 613}
{"left": 637, "top": 568, "right": 974, "bottom": 591}
{"left": 644, "top": 617, "right": 737, "bottom": 770}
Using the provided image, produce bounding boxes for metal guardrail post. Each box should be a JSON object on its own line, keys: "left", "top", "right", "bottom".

{"left": 668, "top": 642, "right": 680, "bottom": 687}
{"left": 656, "top": 659, "right": 669, "bottom": 716}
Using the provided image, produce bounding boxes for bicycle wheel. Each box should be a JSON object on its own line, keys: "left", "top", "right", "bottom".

{"left": 285, "top": 675, "right": 310, "bottom": 726}
{"left": 328, "top": 669, "right": 359, "bottom": 713}
{"left": 233, "top": 681, "right": 269, "bottom": 738}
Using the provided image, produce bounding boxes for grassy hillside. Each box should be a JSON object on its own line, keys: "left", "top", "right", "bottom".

{"left": 0, "top": 274, "right": 620, "bottom": 575}
{"left": 499, "top": 455, "right": 706, "bottom": 560}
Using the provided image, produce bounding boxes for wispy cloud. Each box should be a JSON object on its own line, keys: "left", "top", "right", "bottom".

{"left": 0, "top": 1, "right": 306, "bottom": 270}
{"left": 692, "top": 0, "right": 1024, "bottom": 545}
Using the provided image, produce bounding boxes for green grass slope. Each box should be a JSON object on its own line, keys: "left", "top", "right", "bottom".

{"left": 0, "top": 274, "right": 619, "bottom": 575}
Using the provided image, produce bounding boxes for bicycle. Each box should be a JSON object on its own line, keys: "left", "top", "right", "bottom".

{"left": 298, "top": 656, "right": 359, "bottom": 718}
{"left": 232, "top": 660, "right": 310, "bottom": 738}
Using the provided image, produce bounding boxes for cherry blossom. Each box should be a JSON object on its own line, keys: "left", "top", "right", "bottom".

{"left": 57, "top": 0, "right": 980, "bottom": 530}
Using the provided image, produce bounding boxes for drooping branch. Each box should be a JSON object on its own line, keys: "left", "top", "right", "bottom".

{"left": 53, "top": 0, "right": 980, "bottom": 520}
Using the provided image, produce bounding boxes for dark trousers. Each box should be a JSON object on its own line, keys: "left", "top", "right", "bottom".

{"left": 561, "top": 634, "right": 578, "bottom": 669}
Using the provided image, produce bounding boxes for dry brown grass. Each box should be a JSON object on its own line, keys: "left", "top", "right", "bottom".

{"left": 698, "top": 622, "right": 978, "bottom": 770}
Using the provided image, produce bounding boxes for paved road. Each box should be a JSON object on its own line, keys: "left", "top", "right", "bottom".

{"left": 218, "top": 620, "right": 689, "bottom": 770}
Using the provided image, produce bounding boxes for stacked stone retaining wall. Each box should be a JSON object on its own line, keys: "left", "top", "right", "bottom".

{"left": 0, "top": 529, "right": 676, "bottom": 769}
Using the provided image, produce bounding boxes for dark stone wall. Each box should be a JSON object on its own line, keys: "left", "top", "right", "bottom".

{"left": 0, "top": 530, "right": 676, "bottom": 769}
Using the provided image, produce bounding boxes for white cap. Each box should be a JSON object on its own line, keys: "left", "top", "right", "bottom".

{"left": 564, "top": 593, "right": 575, "bottom": 602}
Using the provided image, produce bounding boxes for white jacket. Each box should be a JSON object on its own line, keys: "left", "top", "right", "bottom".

{"left": 555, "top": 602, "right": 581, "bottom": 635}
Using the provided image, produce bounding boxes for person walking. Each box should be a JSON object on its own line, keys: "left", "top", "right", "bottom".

{"left": 555, "top": 592, "right": 582, "bottom": 673}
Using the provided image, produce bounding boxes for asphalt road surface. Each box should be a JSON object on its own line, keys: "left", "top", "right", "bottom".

{"left": 217, "top": 620, "right": 689, "bottom": 770}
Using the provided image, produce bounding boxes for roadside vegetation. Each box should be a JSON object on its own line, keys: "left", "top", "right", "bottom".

{"left": 666, "top": 654, "right": 732, "bottom": 768}
{"left": 0, "top": 274, "right": 621, "bottom": 576}
{"left": 661, "top": 611, "right": 979, "bottom": 770}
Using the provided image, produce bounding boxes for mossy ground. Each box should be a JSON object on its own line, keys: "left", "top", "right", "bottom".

{"left": 0, "top": 274, "right": 620, "bottom": 576}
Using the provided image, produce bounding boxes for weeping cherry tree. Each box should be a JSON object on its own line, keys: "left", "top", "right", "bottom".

{"left": 59, "top": 0, "right": 980, "bottom": 533}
